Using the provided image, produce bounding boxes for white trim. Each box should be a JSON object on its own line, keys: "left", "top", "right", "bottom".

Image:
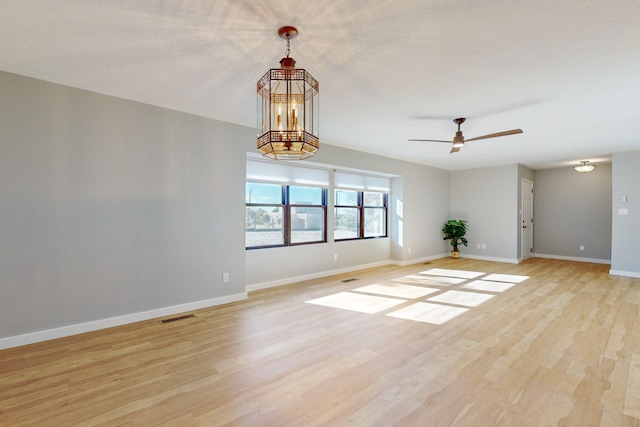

{"left": 521, "top": 178, "right": 534, "bottom": 261}
{"left": 392, "top": 253, "right": 450, "bottom": 267}
{"left": 247, "top": 253, "right": 450, "bottom": 292}
{"left": 534, "top": 253, "right": 611, "bottom": 265}
{"left": 460, "top": 254, "right": 520, "bottom": 264}
{"left": 246, "top": 261, "right": 390, "bottom": 292}
{"left": 609, "top": 270, "right": 640, "bottom": 278}
{"left": 0, "top": 293, "right": 247, "bottom": 350}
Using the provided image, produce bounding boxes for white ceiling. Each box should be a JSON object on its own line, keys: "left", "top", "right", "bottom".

{"left": 2, "top": 1, "right": 640, "bottom": 170}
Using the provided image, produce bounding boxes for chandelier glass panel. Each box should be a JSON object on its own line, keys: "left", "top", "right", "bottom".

{"left": 257, "top": 26, "right": 319, "bottom": 160}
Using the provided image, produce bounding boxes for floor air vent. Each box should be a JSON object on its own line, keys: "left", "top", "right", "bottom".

{"left": 341, "top": 278, "right": 359, "bottom": 283}
{"left": 160, "top": 314, "right": 195, "bottom": 324}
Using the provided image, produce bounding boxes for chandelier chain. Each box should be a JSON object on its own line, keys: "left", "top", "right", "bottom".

{"left": 285, "top": 34, "right": 291, "bottom": 58}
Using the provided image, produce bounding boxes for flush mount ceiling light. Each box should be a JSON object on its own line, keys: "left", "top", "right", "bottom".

{"left": 573, "top": 161, "right": 596, "bottom": 173}
{"left": 256, "top": 26, "right": 319, "bottom": 160}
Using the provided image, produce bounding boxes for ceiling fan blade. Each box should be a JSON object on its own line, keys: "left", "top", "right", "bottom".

{"left": 408, "top": 139, "right": 453, "bottom": 143}
{"left": 464, "top": 129, "right": 523, "bottom": 142}
{"left": 450, "top": 146, "right": 461, "bottom": 154}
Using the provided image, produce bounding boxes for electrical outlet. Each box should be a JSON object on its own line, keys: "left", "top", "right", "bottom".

{"left": 579, "top": 245, "right": 585, "bottom": 251}
{"left": 222, "top": 272, "right": 230, "bottom": 283}
{"left": 477, "top": 243, "right": 481, "bottom": 249}
{"left": 334, "top": 253, "right": 338, "bottom": 261}
{"left": 481, "top": 244, "right": 487, "bottom": 250}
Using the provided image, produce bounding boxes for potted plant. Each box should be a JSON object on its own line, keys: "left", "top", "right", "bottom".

{"left": 442, "top": 219, "right": 468, "bottom": 259}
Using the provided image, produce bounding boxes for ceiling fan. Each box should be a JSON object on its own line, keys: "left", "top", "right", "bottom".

{"left": 409, "top": 118, "right": 523, "bottom": 153}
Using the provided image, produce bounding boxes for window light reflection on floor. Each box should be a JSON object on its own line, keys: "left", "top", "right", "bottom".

{"left": 420, "top": 268, "right": 485, "bottom": 279}
{"left": 394, "top": 274, "right": 466, "bottom": 286}
{"left": 305, "top": 267, "right": 529, "bottom": 325}
{"left": 387, "top": 302, "right": 468, "bottom": 324}
{"left": 353, "top": 283, "right": 440, "bottom": 299}
{"left": 462, "top": 280, "right": 517, "bottom": 293}
{"left": 427, "top": 290, "right": 495, "bottom": 307}
{"left": 482, "top": 273, "right": 529, "bottom": 283}
{"left": 306, "top": 292, "right": 405, "bottom": 314}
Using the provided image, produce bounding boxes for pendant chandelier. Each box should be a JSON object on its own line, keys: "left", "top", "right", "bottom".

{"left": 257, "top": 26, "right": 319, "bottom": 160}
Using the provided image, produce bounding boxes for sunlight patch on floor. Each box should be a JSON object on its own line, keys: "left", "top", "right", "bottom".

{"left": 306, "top": 292, "right": 405, "bottom": 314}
{"left": 482, "top": 273, "right": 530, "bottom": 283}
{"left": 354, "top": 283, "right": 441, "bottom": 299}
{"left": 462, "top": 280, "right": 517, "bottom": 293}
{"left": 305, "top": 266, "right": 529, "bottom": 325}
{"left": 387, "top": 302, "right": 468, "bottom": 324}
{"left": 396, "top": 275, "right": 466, "bottom": 286}
{"left": 428, "top": 290, "right": 495, "bottom": 307}
{"left": 420, "top": 268, "right": 485, "bottom": 279}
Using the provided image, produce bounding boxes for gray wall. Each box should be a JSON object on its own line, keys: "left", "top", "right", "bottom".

{"left": 4, "top": 69, "right": 634, "bottom": 344}
{"left": 0, "top": 71, "right": 452, "bottom": 341}
{"left": 0, "top": 71, "right": 248, "bottom": 339}
{"left": 450, "top": 165, "right": 519, "bottom": 262}
{"left": 533, "top": 164, "right": 612, "bottom": 261}
{"left": 611, "top": 151, "right": 640, "bottom": 275}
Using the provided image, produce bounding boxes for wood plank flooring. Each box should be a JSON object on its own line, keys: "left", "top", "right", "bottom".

{"left": 1, "top": 257, "right": 639, "bottom": 426}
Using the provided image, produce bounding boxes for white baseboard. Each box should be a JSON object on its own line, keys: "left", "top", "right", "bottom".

{"left": 534, "top": 253, "right": 611, "bottom": 265}
{"left": 246, "top": 261, "right": 392, "bottom": 292}
{"left": 391, "top": 253, "right": 450, "bottom": 267}
{"left": 460, "top": 254, "right": 520, "bottom": 264}
{"left": 0, "top": 293, "right": 247, "bottom": 350}
{"left": 247, "top": 253, "right": 493, "bottom": 292}
{"left": 246, "top": 254, "right": 456, "bottom": 292}
{"left": 609, "top": 270, "right": 640, "bottom": 278}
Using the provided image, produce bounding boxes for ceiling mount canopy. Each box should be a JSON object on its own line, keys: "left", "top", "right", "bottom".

{"left": 256, "top": 26, "right": 319, "bottom": 160}
{"left": 573, "top": 160, "right": 596, "bottom": 173}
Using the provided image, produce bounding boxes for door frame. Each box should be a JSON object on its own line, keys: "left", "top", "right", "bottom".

{"left": 521, "top": 179, "right": 534, "bottom": 260}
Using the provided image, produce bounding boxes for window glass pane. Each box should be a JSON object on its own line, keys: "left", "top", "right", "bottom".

{"left": 363, "top": 192, "right": 385, "bottom": 207}
{"left": 289, "top": 186, "right": 323, "bottom": 205}
{"left": 245, "top": 206, "right": 284, "bottom": 247}
{"left": 334, "top": 207, "right": 359, "bottom": 239}
{"left": 335, "top": 189, "right": 358, "bottom": 206}
{"left": 246, "top": 182, "right": 282, "bottom": 204}
{"left": 364, "top": 208, "right": 386, "bottom": 237}
{"left": 291, "top": 206, "right": 325, "bottom": 243}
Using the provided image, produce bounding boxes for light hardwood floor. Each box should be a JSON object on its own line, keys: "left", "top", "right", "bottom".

{"left": 1, "top": 258, "right": 640, "bottom": 426}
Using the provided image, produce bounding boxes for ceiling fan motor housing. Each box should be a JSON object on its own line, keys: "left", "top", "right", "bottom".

{"left": 453, "top": 131, "right": 464, "bottom": 147}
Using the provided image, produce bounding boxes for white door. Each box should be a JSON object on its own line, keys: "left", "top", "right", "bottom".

{"left": 521, "top": 179, "right": 534, "bottom": 260}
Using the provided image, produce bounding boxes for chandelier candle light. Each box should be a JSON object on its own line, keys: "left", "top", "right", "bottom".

{"left": 257, "top": 26, "right": 319, "bottom": 160}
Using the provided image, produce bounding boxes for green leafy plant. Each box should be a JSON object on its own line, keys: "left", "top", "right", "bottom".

{"left": 442, "top": 219, "right": 468, "bottom": 252}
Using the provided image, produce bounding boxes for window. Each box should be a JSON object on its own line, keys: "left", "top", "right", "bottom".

{"left": 245, "top": 159, "right": 390, "bottom": 248}
{"left": 334, "top": 189, "right": 388, "bottom": 240}
{"left": 246, "top": 182, "right": 327, "bottom": 248}
{"left": 334, "top": 190, "right": 359, "bottom": 239}
{"left": 245, "top": 182, "right": 284, "bottom": 248}
{"left": 363, "top": 191, "right": 387, "bottom": 238}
